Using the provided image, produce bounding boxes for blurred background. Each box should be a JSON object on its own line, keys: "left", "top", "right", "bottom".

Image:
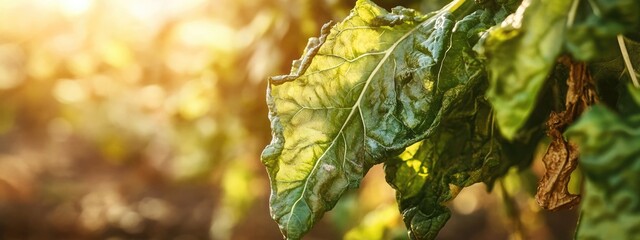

{"left": 0, "top": 0, "right": 577, "bottom": 239}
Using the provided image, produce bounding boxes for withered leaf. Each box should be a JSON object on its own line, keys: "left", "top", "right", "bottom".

{"left": 535, "top": 60, "right": 598, "bottom": 210}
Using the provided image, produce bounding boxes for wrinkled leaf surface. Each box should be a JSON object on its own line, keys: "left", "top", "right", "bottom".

{"left": 262, "top": 0, "right": 483, "bottom": 238}
{"left": 384, "top": 89, "right": 532, "bottom": 239}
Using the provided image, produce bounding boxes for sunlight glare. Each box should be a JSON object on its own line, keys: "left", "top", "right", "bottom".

{"left": 57, "top": 0, "right": 92, "bottom": 17}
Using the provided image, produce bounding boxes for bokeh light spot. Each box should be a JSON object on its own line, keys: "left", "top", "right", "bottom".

{"left": 53, "top": 79, "right": 88, "bottom": 103}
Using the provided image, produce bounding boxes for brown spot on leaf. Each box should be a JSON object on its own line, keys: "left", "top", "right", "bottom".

{"left": 535, "top": 58, "right": 598, "bottom": 211}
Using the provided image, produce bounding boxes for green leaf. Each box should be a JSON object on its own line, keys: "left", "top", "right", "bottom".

{"left": 480, "top": 0, "right": 574, "bottom": 139}
{"left": 629, "top": 84, "right": 640, "bottom": 106}
{"left": 384, "top": 92, "right": 526, "bottom": 239}
{"left": 566, "top": 0, "right": 640, "bottom": 61}
{"left": 382, "top": 10, "right": 541, "bottom": 235}
{"left": 587, "top": 38, "right": 640, "bottom": 113}
{"left": 262, "top": 0, "right": 490, "bottom": 238}
{"left": 565, "top": 105, "right": 640, "bottom": 239}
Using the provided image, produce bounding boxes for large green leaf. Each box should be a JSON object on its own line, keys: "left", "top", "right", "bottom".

{"left": 480, "top": 0, "right": 574, "bottom": 139}
{"left": 262, "top": 0, "right": 488, "bottom": 238}
{"left": 565, "top": 105, "right": 640, "bottom": 239}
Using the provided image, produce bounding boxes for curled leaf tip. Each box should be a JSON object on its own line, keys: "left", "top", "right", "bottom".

{"left": 269, "top": 21, "right": 336, "bottom": 85}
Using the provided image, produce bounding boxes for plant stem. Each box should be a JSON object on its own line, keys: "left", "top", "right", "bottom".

{"left": 617, "top": 35, "right": 640, "bottom": 88}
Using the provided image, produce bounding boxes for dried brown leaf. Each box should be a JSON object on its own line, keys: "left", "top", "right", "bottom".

{"left": 535, "top": 59, "right": 598, "bottom": 210}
